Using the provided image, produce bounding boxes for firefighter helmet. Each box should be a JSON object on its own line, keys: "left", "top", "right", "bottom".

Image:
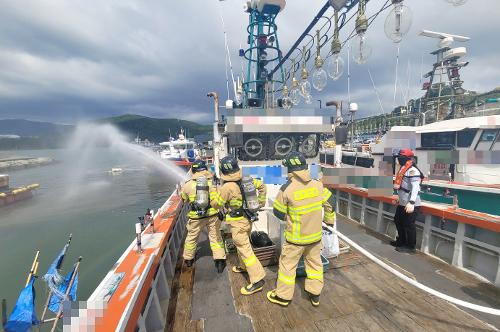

{"left": 219, "top": 156, "right": 240, "bottom": 175}
{"left": 191, "top": 159, "right": 208, "bottom": 173}
{"left": 282, "top": 151, "right": 308, "bottom": 172}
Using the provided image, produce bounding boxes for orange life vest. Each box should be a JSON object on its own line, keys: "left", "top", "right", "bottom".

{"left": 393, "top": 160, "right": 413, "bottom": 190}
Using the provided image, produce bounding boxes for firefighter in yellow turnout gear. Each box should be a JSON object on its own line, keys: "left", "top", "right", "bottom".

{"left": 180, "top": 160, "right": 226, "bottom": 273}
{"left": 211, "top": 156, "right": 267, "bottom": 295}
{"left": 268, "top": 151, "right": 336, "bottom": 307}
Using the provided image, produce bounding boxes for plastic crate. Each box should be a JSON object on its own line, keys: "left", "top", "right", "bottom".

{"left": 296, "top": 254, "right": 330, "bottom": 278}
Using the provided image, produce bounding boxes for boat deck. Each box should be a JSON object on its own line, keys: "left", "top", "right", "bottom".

{"left": 166, "top": 215, "right": 500, "bottom": 332}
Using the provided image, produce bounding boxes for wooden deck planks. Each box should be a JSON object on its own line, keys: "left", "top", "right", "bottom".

{"left": 226, "top": 250, "right": 496, "bottom": 332}
{"left": 166, "top": 245, "right": 496, "bottom": 332}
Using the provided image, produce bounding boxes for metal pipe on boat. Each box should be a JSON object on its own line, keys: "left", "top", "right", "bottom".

{"left": 208, "top": 92, "right": 222, "bottom": 178}
{"left": 335, "top": 231, "right": 500, "bottom": 315}
{"left": 135, "top": 223, "right": 143, "bottom": 254}
{"left": 207, "top": 92, "right": 219, "bottom": 122}
{"left": 326, "top": 101, "right": 343, "bottom": 167}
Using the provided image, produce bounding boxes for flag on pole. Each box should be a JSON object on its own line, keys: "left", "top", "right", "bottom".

{"left": 4, "top": 276, "right": 39, "bottom": 332}
{"left": 43, "top": 243, "right": 69, "bottom": 292}
{"left": 48, "top": 263, "right": 78, "bottom": 314}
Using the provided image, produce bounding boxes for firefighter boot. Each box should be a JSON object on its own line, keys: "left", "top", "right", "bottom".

{"left": 267, "top": 290, "right": 291, "bottom": 307}
{"left": 215, "top": 259, "right": 226, "bottom": 273}
{"left": 241, "top": 279, "right": 265, "bottom": 295}
{"left": 308, "top": 292, "right": 320, "bottom": 307}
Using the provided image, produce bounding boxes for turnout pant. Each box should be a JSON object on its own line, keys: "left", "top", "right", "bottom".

{"left": 276, "top": 241, "right": 323, "bottom": 301}
{"left": 393, "top": 205, "right": 420, "bottom": 249}
{"left": 230, "top": 218, "right": 266, "bottom": 284}
{"left": 183, "top": 215, "right": 226, "bottom": 260}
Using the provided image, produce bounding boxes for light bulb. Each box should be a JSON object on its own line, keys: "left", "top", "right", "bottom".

{"left": 384, "top": 3, "right": 412, "bottom": 43}
{"left": 290, "top": 87, "right": 301, "bottom": 106}
{"left": 300, "top": 80, "right": 312, "bottom": 98}
{"left": 352, "top": 32, "right": 372, "bottom": 64}
{"left": 312, "top": 68, "right": 327, "bottom": 91}
{"left": 304, "top": 94, "right": 313, "bottom": 105}
{"left": 446, "top": 0, "right": 467, "bottom": 6}
{"left": 282, "top": 96, "right": 293, "bottom": 110}
{"left": 235, "top": 92, "right": 242, "bottom": 104}
{"left": 327, "top": 54, "right": 344, "bottom": 80}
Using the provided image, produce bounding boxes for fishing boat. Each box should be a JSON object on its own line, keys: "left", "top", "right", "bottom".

{"left": 0, "top": 174, "right": 40, "bottom": 207}
{"left": 6, "top": 1, "right": 498, "bottom": 331}
{"left": 65, "top": 1, "right": 499, "bottom": 331}
{"left": 158, "top": 129, "right": 199, "bottom": 169}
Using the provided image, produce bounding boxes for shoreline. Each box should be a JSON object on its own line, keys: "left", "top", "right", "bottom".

{"left": 0, "top": 157, "right": 56, "bottom": 172}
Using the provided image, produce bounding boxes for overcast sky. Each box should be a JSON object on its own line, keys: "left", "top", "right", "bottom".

{"left": 0, "top": 0, "right": 498, "bottom": 124}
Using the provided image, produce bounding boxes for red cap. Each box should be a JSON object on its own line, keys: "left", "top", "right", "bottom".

{"left": 398, "top": 149, "right": 414, "bottom": 157}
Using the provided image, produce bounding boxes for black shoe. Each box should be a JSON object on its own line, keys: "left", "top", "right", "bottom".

{"left": 390, "top": 240, "right": 401, "bottom": 247}
{"left": 185, "top": 259, "right": 194, "bottom": 267}
{"left": 395, "top": 246, "right": 416, "bottom": 254}
{"left": 215, "top": 259, "right": 226, "bottom": 273}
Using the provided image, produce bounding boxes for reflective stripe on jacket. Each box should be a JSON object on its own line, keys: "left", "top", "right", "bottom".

{"left": 180, "top": 170, "right": 219, "bottom": 219}
{"left": 273, "top": 169, "right": 335, "bottom": 245}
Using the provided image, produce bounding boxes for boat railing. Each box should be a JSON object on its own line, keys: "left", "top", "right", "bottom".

{"left": 83, "top": 190, "right": 188, "bottom": 331}
{"left": 328, "top": 185, "right": 500, "bottom": 287}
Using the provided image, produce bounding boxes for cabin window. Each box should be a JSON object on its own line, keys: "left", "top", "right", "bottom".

{"left": 456, "top": 129, "right": 477, "bottom": 148}
{"left": 475, "top": 129, "right": 498, "bottom": 151}
{"left": 479, "top": 129, "right": 497, "bottom": 142}
{"left": 421, "top": 132, "right": 456, "bottom": 149}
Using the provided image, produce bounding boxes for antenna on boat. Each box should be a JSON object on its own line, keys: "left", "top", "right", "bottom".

{"left": 418, "top": 30, "right": 470, "bottom": 122}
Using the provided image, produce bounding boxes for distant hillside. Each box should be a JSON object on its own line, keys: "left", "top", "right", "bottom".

{"left": 0, "top": 119, "right": 73, "bottom": 150}
{"left": 0, "top": 119, "right": 73, "bottom": 137}
{"left": 97, "top": 114, "right": 211, "bottom": 142}
{"left": 0, "top": 115, "right": 211, "bottom": 150}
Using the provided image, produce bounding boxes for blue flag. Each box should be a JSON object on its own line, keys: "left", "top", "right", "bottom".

{"left": 4, "top": 276, "right": 39, "bottom": 332}
{"left": 48, "top": 264, "right": 78, "bottom": 314}
{"left": 43, "top": 243, "right": 69, "bottom": 291}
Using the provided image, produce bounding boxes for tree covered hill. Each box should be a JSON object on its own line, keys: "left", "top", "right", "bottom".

{"left": 97, "top": 114, "right": 211, "bottom": 142}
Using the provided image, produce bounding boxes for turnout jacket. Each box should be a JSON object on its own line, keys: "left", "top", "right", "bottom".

{"left": 273, "top": 169, "right": 336, "bottom": 245}
{"left": 211, "top": 169, "right": 267, "bottom": 222}
{"left": 180, "top": 170, "right": 219, "bottom": 219}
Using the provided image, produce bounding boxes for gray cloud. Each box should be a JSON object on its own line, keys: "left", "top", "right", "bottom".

{"left": 0, "top": 0, "right": 498, "bottom": 124}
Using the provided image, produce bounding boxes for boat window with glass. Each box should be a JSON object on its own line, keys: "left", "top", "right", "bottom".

{"left": 456, "top": 129, "right": 477, "bottom": 148}
{"left": 475, "top": 129, "right": 498, "bottom": 151}
{"left": 421, "top": 132, "right": 456, "bottom": 149}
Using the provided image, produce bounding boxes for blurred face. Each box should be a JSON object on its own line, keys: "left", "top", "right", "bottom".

{"left": 397, "top": 156, "right": 409, "bottom": 166}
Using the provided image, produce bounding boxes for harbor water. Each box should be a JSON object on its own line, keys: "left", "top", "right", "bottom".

{"left": 0, "top": 148, "right": 178, "bottom": 318}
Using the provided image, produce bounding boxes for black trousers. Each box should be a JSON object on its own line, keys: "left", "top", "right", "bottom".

{"left": 393, "top": 205, "right": 420, "bottom": 249}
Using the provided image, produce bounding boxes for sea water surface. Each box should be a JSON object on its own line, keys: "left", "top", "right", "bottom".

{"left": 0, "top": 148, "right": 178, "bottom": 318}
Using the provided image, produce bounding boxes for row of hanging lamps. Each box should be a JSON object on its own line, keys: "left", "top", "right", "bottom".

{"left": 327, "top": 10, "right": 344, "bottom": 80}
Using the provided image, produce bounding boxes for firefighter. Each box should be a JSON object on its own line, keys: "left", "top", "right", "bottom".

{"left": 211, "top": 156, "right": 267, "bottom": 295}
{"left": 267, "top": 151, "right": 335, "bottom": 307}
{"left": 180, "top": 159, "right": 226, "bottom": 273}
{"left": 391, "top": 149, "right": 423, "bottom": 254}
